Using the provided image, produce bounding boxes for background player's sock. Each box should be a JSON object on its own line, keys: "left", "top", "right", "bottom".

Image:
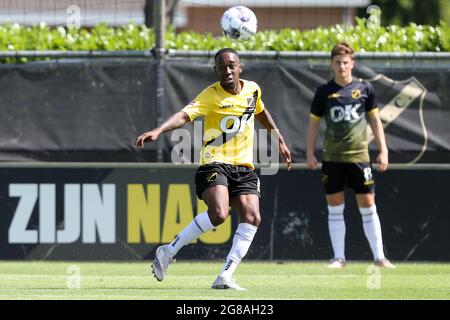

{"left": 166, "top": 211, "right": 215, "bottom": 256}
{"left": 219, "top": 223, "right": 257, "bottom": 279}
{"left": 328, "top": 204, "right": 346, "bottom": 260}
{"left": 360, "top": 206, "right": 385, "bottom": 261}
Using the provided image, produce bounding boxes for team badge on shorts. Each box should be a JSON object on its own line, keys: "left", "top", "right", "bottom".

{"left": 206, "top": 172, "right": 218, "bottom": 182}
{"left": 351, "top": 90, "right": 361, "bottom": 99}
{"left": 321, "top": 173, "right": 328, "bottom": 184}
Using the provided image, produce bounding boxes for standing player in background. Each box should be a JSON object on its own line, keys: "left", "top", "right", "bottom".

{"left": 136, "top": 48, "right": 292, "bottom": 289}
{"left": 306, "top": 42, "right": 395, "bottom": 269}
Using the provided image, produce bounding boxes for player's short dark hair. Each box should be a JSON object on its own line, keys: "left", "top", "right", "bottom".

{"left": 331, "top": 42, "right": 355, "bottom": 60}
{"left": 215, "top": 48, "right": 239, "bottom": 62}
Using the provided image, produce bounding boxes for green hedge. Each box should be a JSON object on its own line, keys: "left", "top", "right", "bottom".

{"left": 0, "top": 18, "right": 448, "bottom": 53}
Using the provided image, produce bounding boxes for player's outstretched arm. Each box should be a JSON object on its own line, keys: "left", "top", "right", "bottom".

{"left": 306, "top": 116, "right": 320, "bottom": 170}
{"left": 368, "top": 110, "right": 389, "bottom": 171}
{"left": 135, "top": 111, "right": 191, "bottom": 148}
{"left": 255, "top": 109, "right": 292, "bottom": 170}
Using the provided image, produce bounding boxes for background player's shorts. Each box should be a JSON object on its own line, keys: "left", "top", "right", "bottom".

{"left": 321, "top": 161, "right": 375, "bottom": 194}
{"left": 195, "top": 163, "right": 260, "bottom": 200}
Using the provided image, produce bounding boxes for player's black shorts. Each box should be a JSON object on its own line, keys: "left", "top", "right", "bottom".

{"left": 321, "top": 161, "right": 375, "bottom": 194}
{"left": 195, "top": 163, "right": 260, "bottom": 200}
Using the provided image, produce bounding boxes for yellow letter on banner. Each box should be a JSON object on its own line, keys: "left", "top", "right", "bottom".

{"left": 197, "top": 199, "right": 231, "bottom": 244}
{"left": 127, "top": 184, "right": 160, "bottom": 243}
{"left": 161, "top": 184, "right": 195, "bottom": 243}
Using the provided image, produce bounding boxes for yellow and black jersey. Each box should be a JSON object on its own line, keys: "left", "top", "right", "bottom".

{"left": 310, "top": 78, "right": 378, "bottom": 163}
{"left": 182, "top": 80, "right": 265, "bottom": 168}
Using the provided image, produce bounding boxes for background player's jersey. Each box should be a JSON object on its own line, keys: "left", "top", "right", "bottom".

{"left": 310, "top": 79, "right": 378, "bottom": 163}
{"left": 182, "top": 80, "right": 265, "bottom": 168}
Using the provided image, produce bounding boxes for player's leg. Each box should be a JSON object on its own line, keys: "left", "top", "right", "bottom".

{"left": 211, "top": 193, "right": 259, "bottom": 291}
{"left": 226, "top": 194, "right": 260, "bottom": 276}
{"left": 322, "top": 161, "right": 347, "bottom": 268}
{"left": 152, "top": 165, "right": 229, "bottom": 281}
{"left": 168, "top": 184, "right": 229, "bottom": 253}
{"left": 212, "top": 166, "right": 260, "bottom": 290}
{"left": 351, "top": 163, "right": 395, "bottom": 268}
{"left": 326, "top": 192, "right": 347, "bottom": 267}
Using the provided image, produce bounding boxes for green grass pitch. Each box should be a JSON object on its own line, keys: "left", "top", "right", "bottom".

{"left": 0, "top": 261, "right": 449, "bottom": 300}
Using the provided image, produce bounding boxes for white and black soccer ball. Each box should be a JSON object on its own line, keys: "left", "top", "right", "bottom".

{"left": 220, "top": 6, "right": 257, "bottom": 41}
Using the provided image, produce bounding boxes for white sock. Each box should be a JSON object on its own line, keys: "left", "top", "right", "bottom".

{"left": 360, "top": 206, "right": 385, "bottom": 261}
{"left": 220, "top": 223, "right": 257, "bottom": 279}
{"left": 166, "top": 211, "right": 215, "bottom": 256}
{"left": 328, "top": 204, "right": 346, "bottom": 260}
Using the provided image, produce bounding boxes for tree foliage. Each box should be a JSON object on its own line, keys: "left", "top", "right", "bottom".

{"left": 360, "top": 0, "right": 449, "bottom": 26}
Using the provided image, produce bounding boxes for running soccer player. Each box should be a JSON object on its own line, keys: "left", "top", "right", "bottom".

{"left": 136, "top": 48, "right": 292, "bottom": 289}
{"left": 306, "top": 42, "right": 395, "bottom": 269}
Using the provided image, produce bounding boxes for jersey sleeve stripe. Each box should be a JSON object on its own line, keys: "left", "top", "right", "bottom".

{"left": 310, "top": 113, "right": 321, "bottom": 120}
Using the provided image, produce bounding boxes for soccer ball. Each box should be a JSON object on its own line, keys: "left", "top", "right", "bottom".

{"left": 220, "top": 6, "right": 257, "bottom": 41}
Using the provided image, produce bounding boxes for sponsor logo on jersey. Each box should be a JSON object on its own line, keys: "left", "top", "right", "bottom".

{"left": 219, "top": 104, "right": 234, "bottom": 109}
{"left": 330, "top": 104, "right": 361, "bottom": 123}
{"left": 328, "top": 93, "right": 341, "bottom": 98}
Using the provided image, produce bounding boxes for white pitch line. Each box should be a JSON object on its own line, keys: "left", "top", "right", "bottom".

{"left": 0, "top": 274, "right": 358, "bottom": 279}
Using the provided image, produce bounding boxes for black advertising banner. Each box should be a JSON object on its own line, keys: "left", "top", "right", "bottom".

{"left": 0, "top": 58, "right": 157, "bottom": 162}
{"left": 0, "top": 165, "right": 449, "bottom": 261}
{"left": 163, "top": 59, "right": 450, "bottom": 164}
{"left": 0, "top": 166, "right": 235, "bottom": 260}
{"left": 0, "top": 56, "right": 449, "bottom": 163}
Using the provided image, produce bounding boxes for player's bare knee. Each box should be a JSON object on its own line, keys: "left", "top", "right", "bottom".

{"left": 208, "top": 207, "right": 229, "bottom": 226}
{"left": 242, "top": 210, "right": 261, "bottom": 227}
{"left": 251, "top": 213, "right": 261, "bottom": 227}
